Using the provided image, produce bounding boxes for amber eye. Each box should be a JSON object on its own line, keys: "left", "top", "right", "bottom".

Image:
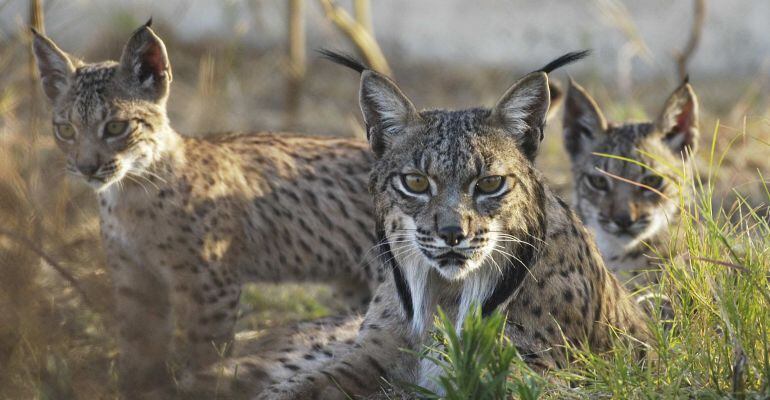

{"left": 586, "top": 174, "right": 609, "bottom": 191}
{"left": 103, "top": 120, "right": 129, "bottom": 139}
{"left": 640, "top": 174, "right": 664, "bottom": 189}
{"left": 54, "top": 123, "right": 76, "bottom": 141}
{"left": 475, "top": 175, "right": 504, "bottom": 195}
{"left": 402, "top": 174, "right": 430, "bottom": 194}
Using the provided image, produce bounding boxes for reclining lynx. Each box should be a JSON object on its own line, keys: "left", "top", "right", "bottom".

{"left": 32, "top": 22, "right": 382, "bottom": 393}
{"left": 562, "top": 79, "right": 699, "bottom": 287}
{"left": 256, "top": 51, "right": 651, "bottom": 400}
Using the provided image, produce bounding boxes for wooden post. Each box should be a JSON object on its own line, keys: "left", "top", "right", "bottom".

{"left": 285, "top": 0, "right": 306, "bottom": 130}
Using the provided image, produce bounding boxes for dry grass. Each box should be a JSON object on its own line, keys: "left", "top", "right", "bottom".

{"left": 0, "top": 12, "right": 768, "bottom": 399}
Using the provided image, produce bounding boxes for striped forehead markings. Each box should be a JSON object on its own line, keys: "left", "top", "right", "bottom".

{"left": 71, "top": 66, "right": 117, "bottom": 125}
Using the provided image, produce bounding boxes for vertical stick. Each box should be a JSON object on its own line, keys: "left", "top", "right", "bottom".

{"left": 676, "top": 0, "right": 706, "bottom": 81}
{"left": 28, "top": 0, "right": 44, "bottom": 135}
{"left": 288, "top": 0, "right": 306, "bottom": 80}
{"left": 353, "top": 0, "right": 372, "bottom": 34}
{"left": 285, "top": 0, "right": 305, "bottom": 130}
{"left": 27, "top": 0, "right": 45, "bottom": 246}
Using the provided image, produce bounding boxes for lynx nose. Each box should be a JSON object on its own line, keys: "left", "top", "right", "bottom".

{"left": 77, "top": 163, "right": 100, "bottom": 177}
{"left": 612, "top": 213, "right": 634, "bottom": 230}
{"left": 438, "top": 226, "right": 466, "bottom": 247}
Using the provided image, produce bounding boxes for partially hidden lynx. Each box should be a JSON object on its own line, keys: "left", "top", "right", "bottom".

{"left": 32, "top": 21, "right": 383, "bottom": 393}
{"left": 562, "top": 79, "right": 699, "bottom": 288}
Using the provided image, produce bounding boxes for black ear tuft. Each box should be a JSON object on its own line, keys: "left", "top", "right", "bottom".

{"left": 318, "top": 49, "right": 368, "bottom": 74}
{"left": 538, "top": 50, "right": 590, "bottom": 74}
{"left": 144, "top": 17, "right": 153, "bottom": 28}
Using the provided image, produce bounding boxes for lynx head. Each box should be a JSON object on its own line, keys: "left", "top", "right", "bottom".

{"left": 32, "top": 21, "right": 173, "bottom": 192}
{"left": 324, "top": 51, "right": 585, "bottom": 285}
{"left": 563, "top": 80, "right": 698, "bottom": 256}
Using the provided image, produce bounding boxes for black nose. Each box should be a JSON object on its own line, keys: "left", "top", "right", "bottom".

{"left": 613, "top": 214, "right": 634, "bottom": 230}
{"left": 77, "top": 163, "right": 100, "bottom": 177}
{"left": 438, "top": 226, "right": 466, "bottom": 247}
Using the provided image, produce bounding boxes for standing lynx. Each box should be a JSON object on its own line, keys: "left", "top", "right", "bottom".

{"left": 32, "top": 22, "right": 382, "bottom": 394}
{"left": 562, "top": 79, "right": 698, "bottom": 287}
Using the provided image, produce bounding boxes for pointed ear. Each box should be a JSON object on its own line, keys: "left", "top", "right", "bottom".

{"left": 489, "top": 71, "right": 550, "bottom": 159}
{"left": 655, "top": 82, "right": 699, "bottom": 158}
{"left": 562, "top": 80, "right": 607, "bottom": 160}
{"left": 359, "top": 70, "right": 421, "bottom": 156}
{"left": 119, "top": 22, "right": 172, "bottom": 102}
{"left": 31, "top": 29, "right": 76, "bottom": 103}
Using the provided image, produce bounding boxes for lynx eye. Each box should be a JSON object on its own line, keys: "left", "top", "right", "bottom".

{"left": 401, "top": 174, "right": 430, "bottom": 194}
{"left": 586, "top": 174, "right": 609, "bottom": 191}
{"left": 475, "top": 175, "right": 504, "bottom": 195}
{"left": 640, "top": 174, "right": 664, "bottom": 189}
{"left": 54, "top": 123, "right": 76, "bottom": 141}
{"left": 103, "top": 120, "right": 130, "bottom": 139}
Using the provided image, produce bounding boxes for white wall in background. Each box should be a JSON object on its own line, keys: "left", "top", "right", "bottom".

{"left": 2, "top": 0, "right": 768, "bottom": 80}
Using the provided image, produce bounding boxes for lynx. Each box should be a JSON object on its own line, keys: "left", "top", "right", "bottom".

{"left": 32, "top": 22, "right": 382, "bottom": 394}
{"left": 562, "top": 79, "right": 698, "bottom": 287}
{"left": 255, "top": 50, "right": 650, "bottom": 400}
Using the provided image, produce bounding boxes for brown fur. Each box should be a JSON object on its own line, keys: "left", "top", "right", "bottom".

{"left": 256, "top": 54, "right": 650, "bottom": 400}
{"left": 32, "top": 24, "right": 381, "bottom": 394}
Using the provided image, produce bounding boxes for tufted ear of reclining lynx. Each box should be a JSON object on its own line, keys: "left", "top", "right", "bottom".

{"left": 32, "top": 24, "right": 382, "bottom": 396}
{"left": 349, "top": 50, "right": 587, "bottom": 160}
{"left": 562, "top": 78, "right": 699, "bottom": 284}
{"left": 255, "top": 51, "right": 651, "bottom": 400}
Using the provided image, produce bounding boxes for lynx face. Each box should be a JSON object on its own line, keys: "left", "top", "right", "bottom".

{"left": 563, "top": 80, "right": 698, "bottom": 259}
{"left": 362, "top": 71, "right": 550, "bottom": 282}
{"left": 33, "top": 24, "right": 172, "bottom": 192}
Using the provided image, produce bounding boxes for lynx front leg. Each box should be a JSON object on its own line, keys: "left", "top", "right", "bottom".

{"left": 169, "top": 261, "right": 242, "bottom": 381}
{"left": 110, "top": 256, "right": 173, "bottom": 395}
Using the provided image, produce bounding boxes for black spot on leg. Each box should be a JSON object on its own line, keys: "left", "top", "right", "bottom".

{"left": 564, "top": 289, "right": 574, "bottom": 303}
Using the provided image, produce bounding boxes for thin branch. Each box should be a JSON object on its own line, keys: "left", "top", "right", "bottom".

{"left": 675, "top": 0, "right": 706, "bottom": 80}
{"left": 318, "top": 0, "right": 392, "bottom": 77}
{"left": 687, "top": 255, "right": 749, "bottom": 273}
{"left": 0, "top": 228, "right": 96, "bottom": 310}
{"left": 28, "top": 0, "right": 44, "bottom": 135}
{"left": 594, "top": 167, "right": 672, "bottom": 201}
{"left": 353, "top": 0, "right": 372, "bottom": 34}
{"left": 288, "top": 0, "right": 306, "bottom": 80}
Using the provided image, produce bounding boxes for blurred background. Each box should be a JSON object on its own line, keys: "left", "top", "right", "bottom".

{"left": 0, "top": 0, "right": 768, "bottom": 398}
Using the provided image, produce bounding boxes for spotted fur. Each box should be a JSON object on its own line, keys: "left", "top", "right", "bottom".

{"left": 256, "top": 52, "right": 650, "bottom": 400}
{"left": 32, "top": 24, "right": 382, "bottom": 395}
{"left": 562, "top": 79, "right": 699, "bottom": 288}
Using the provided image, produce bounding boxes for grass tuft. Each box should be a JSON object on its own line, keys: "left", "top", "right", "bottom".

{"left": 415, "top": 123, "right": 770, "bottom": 399}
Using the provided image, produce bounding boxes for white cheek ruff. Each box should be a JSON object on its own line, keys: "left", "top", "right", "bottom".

{"left": 391, "top": 213, "right": 433, "bottom": 335}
